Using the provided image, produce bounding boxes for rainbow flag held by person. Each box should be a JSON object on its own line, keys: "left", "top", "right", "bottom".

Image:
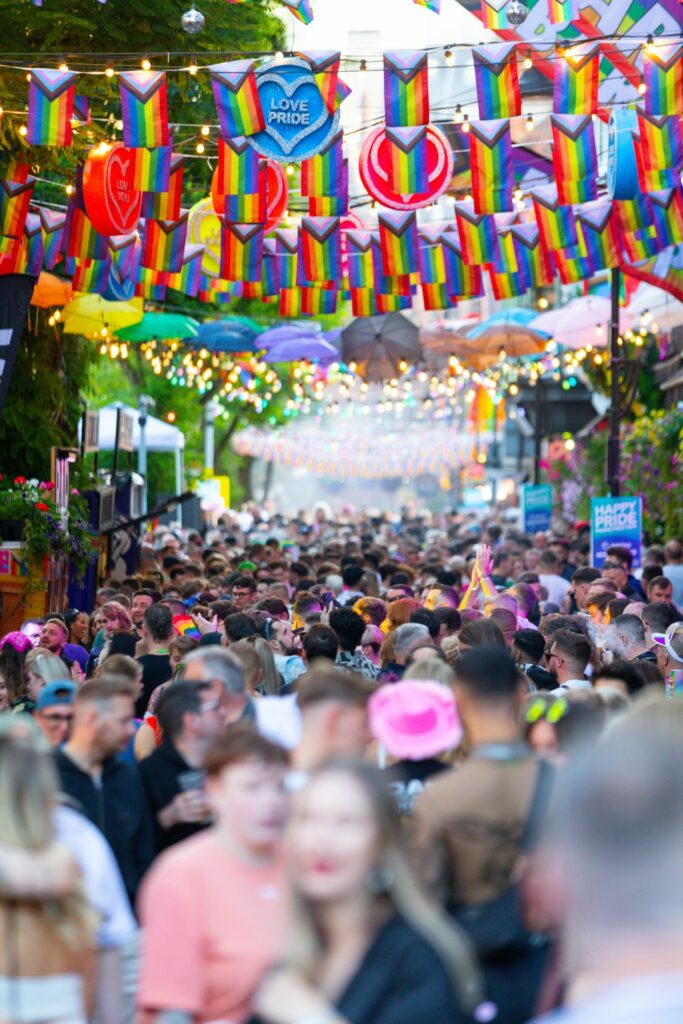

{"left": 351, "top": 287, "right": 378, "bottom": 316}
{"left": 378, "top": 210, "right": 419, "bottom": 276}
{"left": 220, "top": 222, "right": 264, "bottom": 282}
{"left": 480, "top": 0, "right": 509, "bottom": 30}
{"left": 453, "top": 202, "right": 500, "bottom": 266}
{"left": 551, "top": 114, "right": 598, "bottom": 203}
{"left": 133, "top": 146, "right": 172, "bottom": 192}
{"left": 648, "top": 186, "right": 683, "bottom": 247}
{"left": 274, "top": 229, "right": 299, "bottom": 289}
{"left": 643, "top": 41, "right": 683, "bottom": 117}
{"left": 301, "top": 130, "right": 344, "bottom": 197}
{"left": 119, "top": 71, "right": 169, "bottom": 148}
{"left": 575, "top": 200, "right": 621, "bottom": 270}
{"left": 384, "top": 126, "right": 429, "bottom": 194}
{"left": 553, "top": 43, "right": 599, "bottom": 115}
{"left": 418, "top": 225, "right": 447, "bottom": 283}
{"left": 280, "top": 0, "right": 314, "bottom": 24}
{"left": 296, "top": 51, "right": 342, "bottom": 114}
{"left": 279, "top": 287, "right": 301, "bottom": 317}
{"left": 473, "top": 44, "right": 521, "bottom": 120}
{"left": 300, "top": 285, "right": 338, "bottom": 316}
{"left": 421, "top": 282, "right": 457, "bottom": 310}
{"left": 345, "top": 230, "right": 374, "bottom": 290}
{"left": 72, "top": 257, "right": 111, "bottom": 294}
{"left": 165, "top": 245, "right": 204, "bottom": 297}
{"left": 298, "top": 216, "right": 341, "bottom": 284}
{"left": 141, "top": 211, "right": 189, "bottom": 273}
{"left": 23, "top": 212, "right": 44, "bottom": 276}
{"left": 141, "top": 154, "right": 184, "bottom": 220}
{"left": 636, "top": 108, "right": 682, "bottom": 174}
{"left": 383, "top": 51, "right": 430, "bottom": 127}
{"left": 511, "top": 222, "right": 554, "bottom": 287}
{"left": 209, "top": 60, "right": 265, "bottom": 138}
{"left": 469, "top": 119, "right": 513, "bottom": 214}
{"left": 441, "top": 230, "right": 484, "bottom": 297}
{"left": 27, "top": 68, "right": 77, "bottom": 147}
{"left": 531, "top": 183, "right": 579, "bottom": 251}
{"left": 66, "top": 206, "right": 108, "bottom": 260}
{"left": 0, "top": 178, "right": 34, "bottom": 239}
{"left": 217, "top": 136, "right": 261, "bottom": 198}
{"left": 547, "top": 0, "right": 578, "bottom": 24}
{"left": 39, "top": 207, "right": 66, "bottom": 270}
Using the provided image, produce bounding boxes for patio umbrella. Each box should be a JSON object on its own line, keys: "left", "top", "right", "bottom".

{"left": 195, "top": 319, "right": 260, "bottom": 353}
{"left": 61, "top": 295, "right": 143, "bottom": 335}
{"left": 532, "top": 296, "right": 632, "bottom": 350}
{"left": 115, "top": 312, "right": 200, "bottom": 342}
{"left": 259, "top": 322, "right": 322, "bottom": 349}
{"left": 262, "top": 337, "right": 339, "bottom": 364}
{"left": 31, "top": 272, "right": 72, "bottom": 309}
{"left": 626, "top": 283, "right": 683, "bottom": 332}
{"left": 341, "top": 313, "right": 420, "bottom": 382}
{"left": 465, "top": 312, "right": 550, "bottom": 360}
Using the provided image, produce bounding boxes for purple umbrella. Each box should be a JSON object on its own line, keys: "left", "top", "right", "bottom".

{"left": 263, "top": 338, "right": 339, "bottom": 364}
{"left": 259, "top": 322, "right": 322, "bottom": 349}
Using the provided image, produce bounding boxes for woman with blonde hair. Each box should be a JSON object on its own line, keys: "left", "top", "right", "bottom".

{"left": 0, "top": 714, "right": 95, "bottom": 1022}
{"left": 250, "top": 761, "right": 483, "bottom": 1024}
{"left": 86, "top": 602, "right": 135, "bottom": 676}
{"left": 19, "top": 650, "right": 71, "bottom": 714}
{"left": 231, "top": 636, "right": 280, "bottom": 696}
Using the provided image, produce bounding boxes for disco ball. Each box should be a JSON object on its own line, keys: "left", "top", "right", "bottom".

{"left": 181, "top": 5, "right": 206, "bottom": 33}
{"left": 506, "top": 0, "right": 528, "bottom": 24}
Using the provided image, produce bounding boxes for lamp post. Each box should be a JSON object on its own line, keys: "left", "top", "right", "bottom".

{"left": 204, "top": 400, "right": 220, "bottom": 474}
{"left": 138, "top": 395, "right": 155, "bottom": 514}
{"left": 606, "top": 267, "right": 621, "bottom": 497}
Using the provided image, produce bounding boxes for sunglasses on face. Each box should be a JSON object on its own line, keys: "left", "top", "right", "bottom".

{"left": 526, "top": 697, "right": 569, "bottom": 725}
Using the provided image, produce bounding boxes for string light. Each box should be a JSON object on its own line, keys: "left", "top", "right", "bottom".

{"left": 453, "top": 104, "right": 463, "bottom": 124}
{"left": 200, "top": 123, "right": 210, "bottom": 136}
{"left": 638, "top": 80, "right": 646, "bottom": 94}
{"left": 525, "top": 114, "right": 534, "bottom": 130}
{"left": 523, "top": 51, "right": 533, "bottom": 69}
{"left": 141, "top": 57, "right": 152, "bottom": 71}
{"left": 65, "top": 183, "right": 74, "bottom": 195}
{"left": 444, "top": 48, "right": 453, "bottom": 64}
{"left": 360, "top": 59, "right": 367, "bottom": 72}
{"left": 58, "top": 61, "right": 69, "bottom": 72}
{"left": 105, "top": 62, "right": 115, "bottom": 78}
{"left": 188, "top": 60, "right": 198, "bottom": 75}
{"left": 286, "top": 163, "right": 294, "bottom": 175}
{"left": 461, "top": 113, "right": 470, "bottom": 133}
{"left": 18, "top": 125, "right": 27, "bottom": 136}
{"left": 195, "top": 140, "right": 205, "bottom": 154}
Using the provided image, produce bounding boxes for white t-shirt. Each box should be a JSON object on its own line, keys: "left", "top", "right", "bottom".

{"left": 539, "top": 573, "right": 571, "bottom": 608}
{"left": 54, "top": 805, "right": 137, "bottom": 950}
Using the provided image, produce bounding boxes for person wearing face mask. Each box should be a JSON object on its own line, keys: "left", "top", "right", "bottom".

{"left": 248, "top": 762, "right": 484, "bottom": 1024}
{"left": 137, "top": 727, "right": 289, "bottom": 1024}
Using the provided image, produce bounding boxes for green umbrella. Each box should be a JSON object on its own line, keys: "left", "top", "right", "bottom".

{"left": 115, "top": 312, "right": 201, "bottom": 342}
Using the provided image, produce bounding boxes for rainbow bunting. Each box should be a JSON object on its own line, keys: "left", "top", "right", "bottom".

{"left": 0, "top": 237, "right": 28, "bottom": 276}
{"left": 217, "top": 136, "right": 261, "bottom": 197}
{"left": 165, "top": 245, "right": 204, "bottom": 297}
{"left": 39, "top": 207, "right": 66, "bottom": 270}
{"left": 72, "top": 257, "right": 111, "bottom": 294}
{"left": 511, "top": 223, "right": 554, "bottom": 287}
{"left": 575, "top": 200, "right": 621, "bottom": 270}
{"left": 491, "top": 219, "right": 519, "bottom": 274}
{"left": 418, "top": 226, "right": 447, "bottom": 284}
{"left": 378, "top": 210, "right": 419, "bottom": 276}
{"left": 141, "top": 210, "right": 189, "bottom": 273}
{"left": 636, "top": 108, "right": 682, "bottom": 174}
{"left": 133, "top": 146, "right": 172, "bottom": 192}
{"left": 371, "top": 233, "right": 412, "bottom": 296}
{"left": 330, "top": 78, "right": 352, "bottom": 112}
{"left": 119, "top": 71, "right": 169, "bottom": 148}
{"left": 280, "top": 0, "right": 314, "bottom": 23}
{"left": 383, "top": 51, "right": 430, "bottom": 127}
{"left": 274, "top": 229, "right": 299, "bottom": 288}
{"left": 553, "top": 248, "right": 595, "bottom": 284}
{"left": 553, "top": 44, "right": 599, "bottom": 115}
{"left": 209, "top": 60, "right": 265, "bottom": 139}
{"left": 413, "top": 0, "right": 440, "bottom": 10}
{"left": 643, "top": 42, "right": 683, "bottom": 117}
{"left": 469, "top": 119, "right": 513, "bottom": 214}
{"left": 613, "top": 196, "right": 654, "bottom": 237}
{"left": 453, "top": 202, "right": 500, "bottom": 266}
{"left": 308, "top": 156, "right": 348, "bottom": 216}
{"left": 296, "top": 52, "right": 341, "bottom": 114}
{"left": 298, "top": 216, "right": 341, "bottom": 284}
{"left": 141, "top": 154, "right": 184, "bottom": 220}
{"left": 301, "top": 130, "right": 344, "bottom": 197}
{"left": 480, "top": 0, "right": 509, "bottom": 30}
{"left": 345, "top": 230, "right": 374, "bottom": 289}
{"left": 23, "top": 213, "right": 44, "bottom": 276}
{"left": 531, "top": 184, "right": 579, "bottom": 250}
{"left": 0, "top": 159, "right": 29, "bottom": 183}
{"left": 547, "top": 0, "right": 578, "bottom": 24}
{"left": 66, "top": 207, "right": 108, "bottom": 260}
{"left": 259, "top": 238, "right": 279, "bottom": 298}
{"left": 279, "top": 287, "right": 301, "bottom": 317}
{"left": 384, "top": 126, "right": 429, "bottom": 195}
{"left": 633, "top": 138, "right": 679, "bottom": 192}
{"left": 377, "top": 293, "right": 412, "bottom": 313}
{"left": 72, "top": 95, "right": 91, "bottom": 126}
{"left": 220, "top": 222, "right": 264, "bottom": 282}
{"left": 421, "top": 282, "right": 456, "bottom": 310}
{"left": 301, "top": 286, "right": 338, "bottom": 316}
{"left": 351, "top": 288, "right": 378, "bottom": 316}
{"left": 0, "top": 178, "right": 34, "bottom": 239}
{"left": 472, "top": 44, "right": 521, "bottom": 120}
{"left": 109, "top": 233, "right": 139, "bottom": 279}
{"left": 27, "top": 68, "right": 76, "bottom": 147}
{"left": 488, "top": 265, "right": 529, "bottom": 300}
{"left": 224, "top": 175, "right": 267, "bottom": 224}
{"left": 551, "top": 114, "right": 598, "bottom": 204}
{"left": 648, "top": 187, "right": 683, "bottom": 247}
{"left": 440, "top": 231, "right": 484, "bottom": 297}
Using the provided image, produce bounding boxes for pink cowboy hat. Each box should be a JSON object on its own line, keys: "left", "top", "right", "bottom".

{"left": 369, "top": 680, "right": 463, "bottom": 760}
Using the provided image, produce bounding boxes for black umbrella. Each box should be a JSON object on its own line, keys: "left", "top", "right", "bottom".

{"left": 341, "top": 313, "right": 420, "bottom": 382}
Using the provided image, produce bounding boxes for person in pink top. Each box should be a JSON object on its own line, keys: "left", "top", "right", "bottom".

{"left": 137, "top": 726, "right": 289, "bottom": 1024}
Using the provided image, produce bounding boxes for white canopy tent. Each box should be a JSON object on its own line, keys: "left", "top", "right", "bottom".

{"left": 81, "top": 402, "right": 186, "bottom": 497}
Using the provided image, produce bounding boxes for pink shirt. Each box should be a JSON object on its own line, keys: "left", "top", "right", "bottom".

{"left": 138, "top": 831, "right": 286, "bottom": 1023}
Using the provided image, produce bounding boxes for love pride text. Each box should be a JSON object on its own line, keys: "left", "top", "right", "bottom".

{"left": 267, "top": 97, "right": 311, "bottom": 125}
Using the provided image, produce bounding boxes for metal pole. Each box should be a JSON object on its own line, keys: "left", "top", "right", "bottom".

{"left": 607, "top": 267, "right": 621, "bottom": 497}
{"left": 112, "top": 408, "right": 121, "bottom": 484}
{"left": 204, "top": 402, "right": 217, "bottom": 474}
{"left": 138, "top": 410, "right": 148, "bottom": 515}
{"left": 533, "top": 379, "right": 542, "bottom": 485}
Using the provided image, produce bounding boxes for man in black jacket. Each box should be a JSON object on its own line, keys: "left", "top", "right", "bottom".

{"left": 138, "top": 681, "right": 222, "bottom": 853}
{"left": 55, "top": 675, "right": 154, "bottom": 907}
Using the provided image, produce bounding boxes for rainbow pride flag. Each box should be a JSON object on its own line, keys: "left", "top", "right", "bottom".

{"left": 141, "top": 154, "right": 184, "bottom": 220}
{"left": 301, "top": 130, "right": 344, "bottom": 197}
{"left": 209, "top": 60, "right": 265, "bottom": 139}
{"left": 220, "top": 222, "right": 264, "bottom": 282}
{"left": 280, "top": 0, "right": 314, "bottom": 24}
{"left": 473, "top": 44, "right": 521, "bottom": 120}
{"left": 531, "top": 183, "right": 579, "bottom": 251}
{"left": 108, "top": 233, "right": 139, "bottom": 280}
{"left": 490, "top": 218, "right": 519, "bottom": 274}
{"left": 453, "top": 202, "right": 500, "bottom": 266}
{"left": 488, "top": 264, "right": 529, "bottom": 300}
{"left": 72, "top": 257, "right": 111, "bottom": 294}
{"left": 279, "top": 287, "right": 301, "bottom": 317}
{"left": 377, "top": 292, "right": 412, "bottom": 313}
{"left": 613, "top": 196, "right": 654, "bottom": 237}
{"left": 646, "top": 187, "right": 683, "bottom": 247}
{"left": 636, "top": 108, "right": 682, "bottom": 173}
{"left": 0, "top": 237, "right": 28, "bottom": 275}
{"left": 66, "top": 207, "right": 108, "bottom": 260}
{"left": 551, "top": 114, "right": 598, "bottom": 203}
{"left": 378, "top": 210, "right": 419, "bottom": 276}
{"left": 351, "top": 288, "right": 378, "bottom": 316}
{"left": 634, "top": 138, "right": 679, "bottom": 192}
{"left": 119, "top": 71, "right": 169, "bottom": 148}
{"left": 371, "top": 232, "right": 412, "bottom": 296}
{"left": 384, "top": 51, "right": 430, "bottom": 127}
{"left": 345, "top": 230, "right": 374, "bottom": 289}
{"left": 23, "top": 212, "right": 44, "bottom": 276}
{"left": 27, "top": 68, "right": 76, "bottom": 147}
{"left": 133, "top": 146, "right": 172, "bottom": 192}
{"left": 259, "top": 238, "right": 279, "bottom": 297}
{"left": 480, "top": 0, "right": 509, "bottom": 30}
{"left": 547, "top": 0, "right": 578, "bottom": 24}
{"left": 72, "top": 95, "right": 91, "bottom": 127}
{"left": 224, "top": 178, "right": 267, "bottom": 224}
{"left": 296, "top": 52, "right": 341, "bottom": 114}
{"left": 165, "top": 245, "right": 204, "bottom": 297}
{"left": 141, "top": 210, "right": 189, "bottom": 273}
{"left": 575, "top": 200, "right": 621, "bottom": 270}
{"left": 421, "top": 282, "right": 456, "bottom": 310}
{"left": 217, "top": 136, "right": 261, "bottom": 198}
{"left": 274, "top": 229, "right": 299, "bottom": 289}
{"left": 0, "top": 178, "right": 34, "bottom": 239}
{"left": 643, "top": 42, "right": 683, "bottom": 117}
{"left": 441, "top": 231, "right": 484, "bottom": 297}
{"left": 553, "top": 248, "right": 595, "bottom": 284}
{"left": 301, "top": 286, "right": 338, "bottom": 316}
{"left": 413, "top": 0, "right": 441, "bottom": 10}
{"left": 511, "top": 222, "right": 554, "bottom": 287}
{"left": 469, "top": 119, "right": 513, "bottom": 214}
{"left": 418, "top": 225, "right": 447, "bottom": 283}
{"left": 39, "top": 207, "right": 66, "bottom": 270}
{"left": 553, "top": 44, "right": 599, "bottom": 115}
{"left": 384, "top": 126, "right": 429, "bottom": 194}
{"left": 299, "top": 216, "right": 341, "bottom": 284}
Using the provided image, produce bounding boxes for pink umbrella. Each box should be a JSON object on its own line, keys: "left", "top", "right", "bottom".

{"left": 532, "top": 296, "right": 633, "bottom": 350}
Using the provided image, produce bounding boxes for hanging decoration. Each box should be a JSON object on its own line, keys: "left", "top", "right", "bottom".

{"left": 82, "top": 143, "right": 143, "bottom": 237}
{"left": 384, "top": 126, "right": 429, "bottom": 194}
{"left": 141, "top": 155, "right": 185, "bottom": 221}
{"left": 648, "top": 186, "right": 683, "bottom": 247}
{"left": 118, "top": 71, "right": 170, "bottom": 149}
{"left": 551, "top": 114, "right": 598, "bottom": 204}
{"left": 575, "top": 200, "right": 621, "bottom": 270}
{"left": 296, "top": 51, "right": 342, "bottom": 115}
{"left": 181, "top": 4, "right": 205, "bottom": 34}
{"left": 220, "top": 222, "right": 264, "bottom": 282}
{"left": 0, "top": 178, "right": 34, "bottom": 239}
{"left": 209, "top": 60, "right": 265, "bottom": 139}
{"left": 510, "top": 223, "right": 554, "bottom": 287}
{"left": 298, "top": 216, "right": 341, "bottom": 284}
{"left": 27, "top": 68, "right": 77, "bottom": 147}
{"left": 472, "top": 44, "right": 521, "bottom": 120}
{"left": 140, "top": 211, "right": 189, "bottom": 273}
{"left": 468, "top": 120, "right": 513, "bottom": 214}
{"left": 454, "top": 202, "right": 500, "bottom": 266}
{"left": 383, "top": 51, "right": 430, "bottom": 127}
{"left": 378, "top": 210, "right": 419, "bottom": 276}
{"left": 441, "top": 231, "right": 484, "bottom": 298}
{"left": 553, "top": 43, "right": 599, "bottom": 115}
{"left": 279, "top": 0, "right": 314, "bottom": 23}
{"left": 132, "top": 146, "right": 172, "bottom": 192}
{"left": 359, "top": 124, "right": 453, "bottom": 210}
{"left": 505, "top": 0, "right": 528, "bottom": 25}
{"left": 643, "top": 41, "right": 683, "bottom": 116}
{"left": 547, "top": 0, "right": 578, "bottom": 24}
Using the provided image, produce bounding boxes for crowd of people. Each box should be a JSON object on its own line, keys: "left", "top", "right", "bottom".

{"left": 0, "top": 504, "right": 682, "bottom": 1023}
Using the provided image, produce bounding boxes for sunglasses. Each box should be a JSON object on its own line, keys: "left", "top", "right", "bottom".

{"left": 525, "top": 697, "right": 569, "bottom": 725}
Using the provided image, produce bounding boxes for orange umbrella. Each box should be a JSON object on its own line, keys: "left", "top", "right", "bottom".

{"left": 31, "top": 272, "right": 73, "bottom": 309}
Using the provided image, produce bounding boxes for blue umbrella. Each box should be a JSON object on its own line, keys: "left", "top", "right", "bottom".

{"left": 263, "top": 338, "right": 339, "bottom": 364}
{"left": 196, "top": 320, "right": 259, "bottom": 353}
{"left": 466, "top": 309, "right": 543, "bottom": 338}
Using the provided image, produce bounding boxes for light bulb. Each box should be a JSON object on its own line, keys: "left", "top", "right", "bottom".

{"left": 105, "top": 64, "right": 115, "bottom": 78}
{"left": 141, "top": 58, "right": 152, "bottom": 71}
{"left": 58, "top": 61, "right": 69, "bottom": 72}
{"left": 461, "top": 114, "right": 470, "bottom": 133}
{"left": 18, "top": 125, "right": 27, "bottom": 136}
{"left": 444, "top": 48, "right": 453, "bottom": 64}
{"left": 638, "top": 80, "right": 646, "bottom": 95}
{"left": 360, "top": 59, "right": 367, "bottom": 72}
{"left": 453, "top": 103, "right": 463, "bottom": 124}
{"left": 65, "top": 183, "right": 74, "bottom": 195}
{"left": 200, "top": 124, "right": 210, "bottom": 136}
{"left": 525, "top": 114, "right": 534, "bottom": 131}
{"left": 286, "top": 163, "right": 294, "bottom": 175}
{"left": 188, "top": 61, "right": 198, "bottom": 75}
{"left": 523, "top": 52, "right": 532, "bottom": 70}
{"left": 195, "top": 140, "right": 205, "bottom": 154}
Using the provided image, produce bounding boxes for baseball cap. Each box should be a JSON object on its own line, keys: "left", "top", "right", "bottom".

{"left": 36, "top": 681, "right": 77, "bottom": 711}
{"left": 368, "top": 680, "right": 463, "bottom": 761}
{"left": 651, "top": 622, "right": 683, "bottom": 661}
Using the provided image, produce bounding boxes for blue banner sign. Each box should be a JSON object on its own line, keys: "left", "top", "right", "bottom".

{"left": 590, "top": 495, "right": 642, "bottom": 569}
{"left": 521, "top": 483, "right": 553, "bottom": 533}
